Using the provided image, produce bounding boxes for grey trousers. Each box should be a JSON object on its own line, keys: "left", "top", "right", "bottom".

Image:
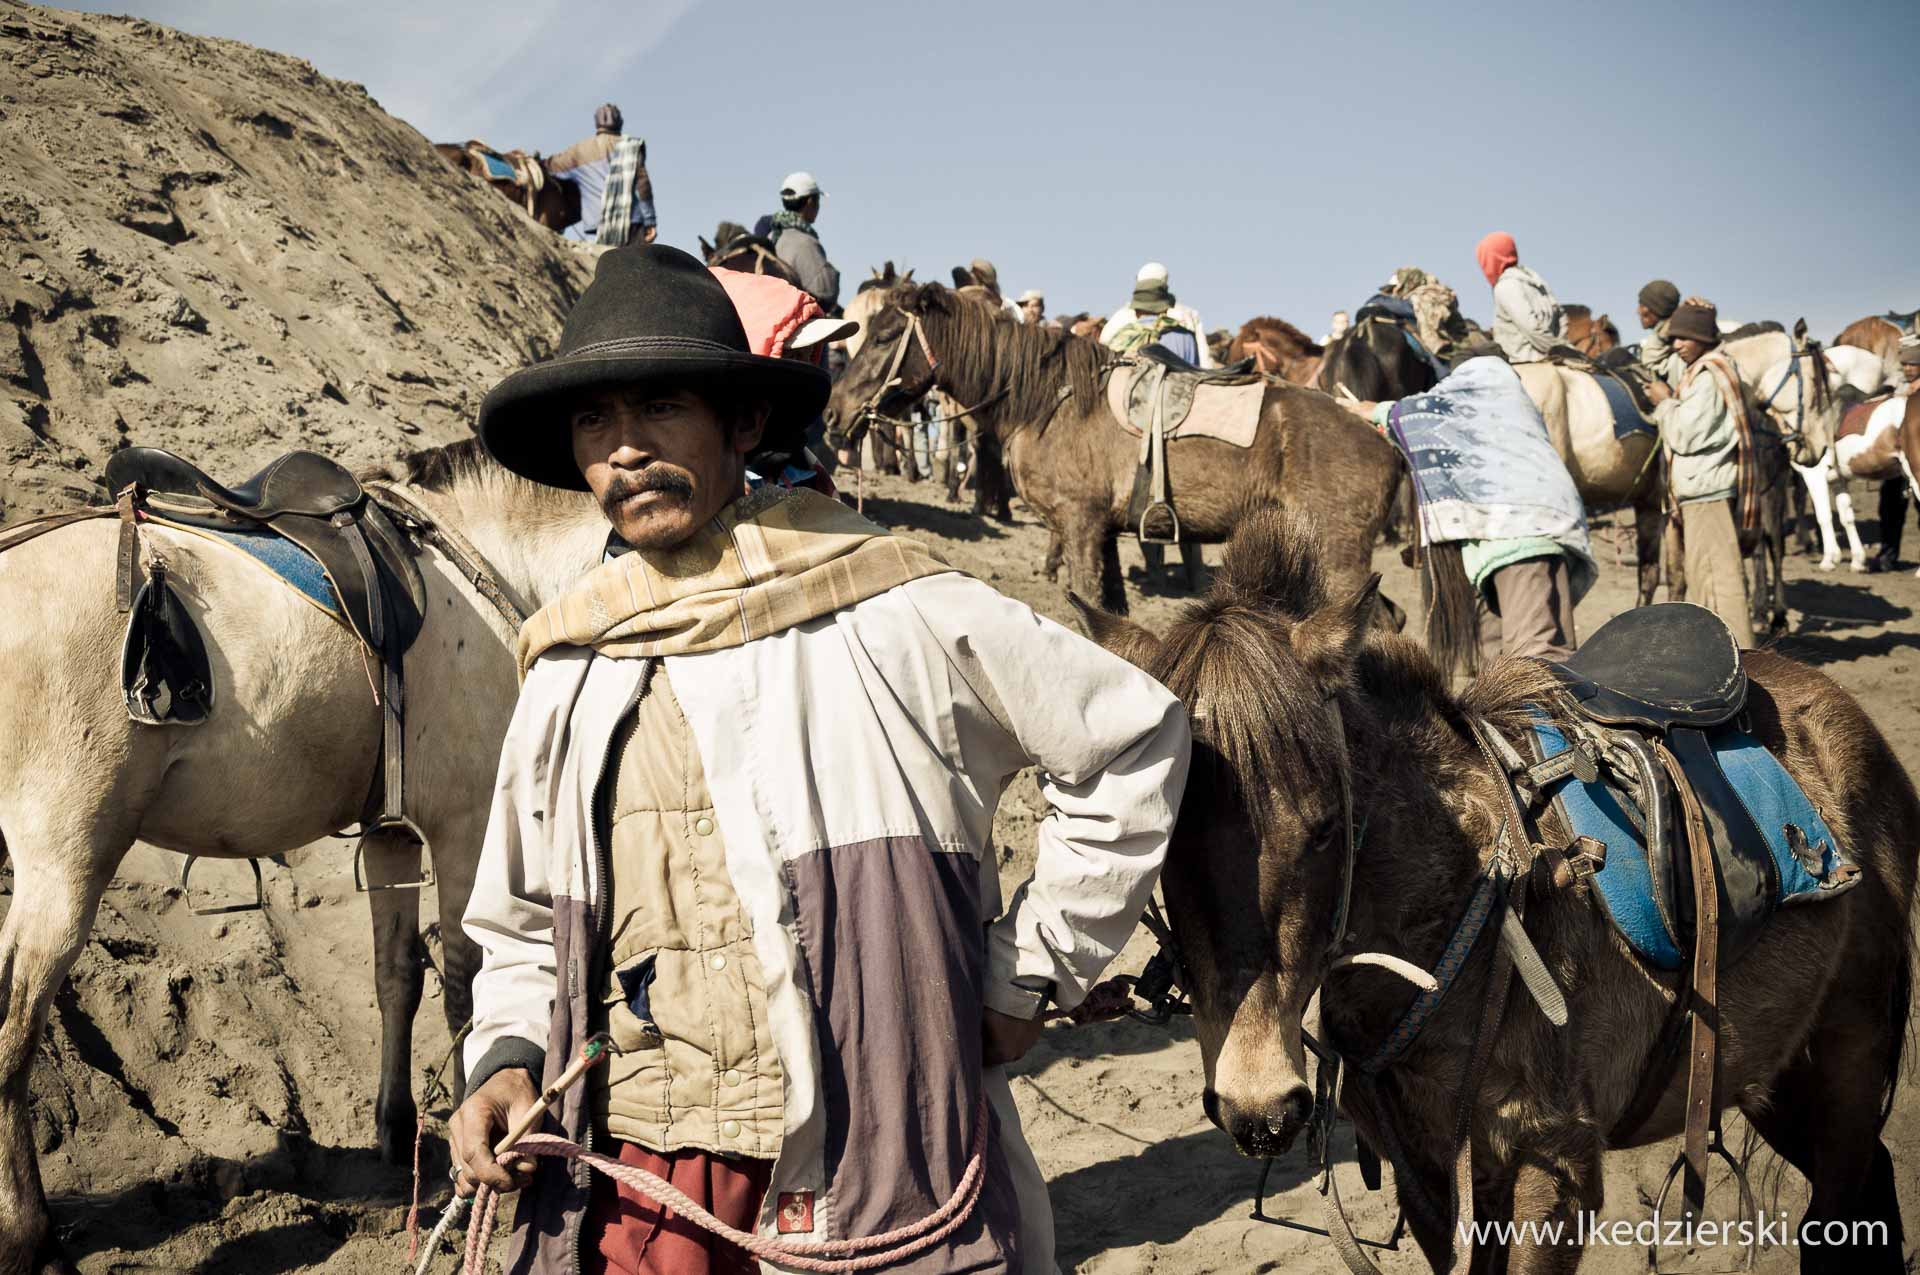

{"left": 1679, "top": 498, "right": 1755, "bottom": 647}
{"left": 1476, "top": 555, "right": 1578, "bottom": 664}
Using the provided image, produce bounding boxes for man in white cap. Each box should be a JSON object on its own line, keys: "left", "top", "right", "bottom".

{"left": 1016, "top": 289, "right": 1046, "bottom": 326}
{"left": 1099, "top": 263, "right": 1213, "bottom": 366}
{"left": 769, "top": 171, "right": 841, "bottom": 312}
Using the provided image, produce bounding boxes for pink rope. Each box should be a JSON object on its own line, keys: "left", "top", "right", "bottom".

{"left": 461, "top": 1099, "right": 990, "bottom": 1274}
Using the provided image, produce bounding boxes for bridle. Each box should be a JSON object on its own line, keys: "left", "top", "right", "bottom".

{"left": 848, "top": 307, "right": 1016, "bottom": 438}
{"left": 1759, "top": 337, "right": 1830, "bottom": 457}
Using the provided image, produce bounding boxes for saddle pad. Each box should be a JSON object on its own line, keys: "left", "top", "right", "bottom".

{"left": 479, "top": 152, "right": 518, "bottom": 183}
{"left": 1593, "top": 372, "right": 1655, "bottom": 441}
{"left": 156, "top": 519, "right": 343, "bottom": 620}
{"left": 1530, "top": 717, "right": 1856, "bottom": 971}
{"left": 1103, "top": 370, "right": 1264, "bottom": 448}
{"left": 1838, "top": 394, "right": 1893, "bottom": 441}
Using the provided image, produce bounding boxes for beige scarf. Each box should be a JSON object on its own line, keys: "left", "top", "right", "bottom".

{"left": 517, "top": 486, "right": 957, "bottom": 677}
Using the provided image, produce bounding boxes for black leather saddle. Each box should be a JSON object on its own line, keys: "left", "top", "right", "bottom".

{"left": 105, "top": 447, "right": 424, "bottom": 657}
{"left": 1542, "top": 603, "right": 1775, "bottom": 966}
{"left": 1135, "top": 344, "right": 1258, "bottom": 381}
{"left": 1551, "top": 602, "right": 1745, "bottom": 731}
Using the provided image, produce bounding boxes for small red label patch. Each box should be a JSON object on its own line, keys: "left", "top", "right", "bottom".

{"left": 777, "top": 1191, "right": 815, "bottom": 1234}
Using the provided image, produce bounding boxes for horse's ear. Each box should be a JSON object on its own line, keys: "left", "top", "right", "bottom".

{"left": 699, "top": 236, "right": 715, "bottom": 258}
{"left": 1069, "top": 594, "right": 1162, "bottom": 669}
{"left": 1292, "top": 574, "right": 1380, "bottom": 688}
{"left": 1794, "top": 317, "right": 1809, "bottom": 341}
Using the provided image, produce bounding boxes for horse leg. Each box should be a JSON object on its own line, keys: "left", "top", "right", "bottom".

{"left": 1180, "top": 541, "right": 1207, "bottom": 593}
{"left": 0, "top": 823, "right": 124, "bottom": 1275}
{"left": 430, "top": 812, "right": 486, "bottom": 1106}
{"left": 1634, "top": 490, "right": 1665, "bottom": 607}
{"left": 1098, "top": 531, "right": 1129, "bottom": 615}
{"left": 1833, "top": 488, "right": 1867, "bottom": 572}
{"left": 364, "top": 833, "right": 426, "bottom": 1165}
{"left": 1042, "top": 530, "right": 1063, "bottom": 582}
{"left": 1743, "top": 1044, "right": 1905, "bottom": 1271}
{"left": 1496, "top": 1141, "right": 1602, "bottom": 1275}
{"left": 1804, "top": 464, "right": 1841, "bottom": 570}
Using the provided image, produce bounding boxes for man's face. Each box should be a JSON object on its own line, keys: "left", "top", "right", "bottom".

{"left": 1904, "top": 362, "right": 1920, "bottom": 386}
{"left": 1020, "top": 298, "right": 1044, "bottom": 324}
{"left": 1638, "top": 303, "right": 1659, "bottom": 330}
{"left": 1673, "top": 337, "right": 1712, "bottom": 366}
{"left": 569, "top": 383, "right": 767, "bottom": 550}
{"left": 801, "top": 195, "right": 821, "bottom": 225}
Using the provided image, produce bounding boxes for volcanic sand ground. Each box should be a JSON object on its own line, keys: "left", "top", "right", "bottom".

{"left": 18, "top": 468, "right": 1920, "bottom": 1274}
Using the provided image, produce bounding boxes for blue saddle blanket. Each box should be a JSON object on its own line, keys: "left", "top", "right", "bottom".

{"left": 1529, "top": 717, "right": 1856, "bottom": 969}
{"left": 202, "top": 525, "right": 342, "bottom": 619}
{"left": 479, "top": 152, "right": 517, "bottom": 183}
{"left": 1593, "top": 372, "right": 1655, "bottom": 442}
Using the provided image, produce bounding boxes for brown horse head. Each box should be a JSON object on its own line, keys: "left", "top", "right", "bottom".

{"left": 1229, "top": 316, "right": 1324, "bottom": 381}
{"left": 1562, "top": 304, "right": 1620, "bottom": 356}
{"left": 1079, "top": 508, "right": 1379, "bottom": 1157}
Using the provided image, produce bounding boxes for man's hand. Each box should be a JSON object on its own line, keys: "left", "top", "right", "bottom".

{"left": 1645, "top": 379, "right": 1671, "bottom": 406}
{"left": 643, "top": 225, "right": 659, "bottom": 244}
{"left": 449, "top": 1068, "right": 541, "bottom": 1197}
{"left": 983, "top": 1008, "right": 1046, "bottom": 1066}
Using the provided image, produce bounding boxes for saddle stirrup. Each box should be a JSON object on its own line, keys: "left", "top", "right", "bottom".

{"left": 178, "top": 854, "right": 267, "bottom": 916}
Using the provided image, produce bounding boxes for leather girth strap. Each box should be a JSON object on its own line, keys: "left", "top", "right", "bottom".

{"left": 1657, "top": 734, "right": 1722, "bottom": 1218}
{"left": 116, "top": 487, "right": 142, "bottom": 613}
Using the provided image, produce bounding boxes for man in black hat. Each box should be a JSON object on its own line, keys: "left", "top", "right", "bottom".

{"left": 448, "top": 244, "right": 1190, "bottom": 1275}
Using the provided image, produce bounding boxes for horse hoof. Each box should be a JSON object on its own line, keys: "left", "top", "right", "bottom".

{"left": 1815, "top": 561, "right": 1837, "bottom": 572}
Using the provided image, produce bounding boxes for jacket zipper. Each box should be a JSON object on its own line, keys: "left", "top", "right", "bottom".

{"left": 570, "top": 658, "right": 652, "bottom": 1275}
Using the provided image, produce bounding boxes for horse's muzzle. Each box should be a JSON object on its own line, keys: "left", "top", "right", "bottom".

{"left": 1205, "top": 1084, "right": 1313, "bottom": 1158}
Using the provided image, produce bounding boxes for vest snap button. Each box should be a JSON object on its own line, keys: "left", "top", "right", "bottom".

{"left": 722, "top": 1119, "right": 741, "bottom": 1139}
{"left": 709, "top": 953, "right": 727, "bottom": 971}
{"left": 724, "top": 1068, "right": 742, "bottom": 1087}
{"left": 694, "top": 816, "right": 715, "bottom": 837}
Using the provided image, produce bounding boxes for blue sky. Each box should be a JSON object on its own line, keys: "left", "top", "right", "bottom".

{"left": 70, "top": 0, "right": 1920, "bottom": 340}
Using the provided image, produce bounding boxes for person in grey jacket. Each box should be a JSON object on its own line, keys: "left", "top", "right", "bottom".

{"left": 769, "top": 171, "right": 841, "bottom": 312}
{"left": 1476, "top": 231, "right": 1563, "bottom": 364}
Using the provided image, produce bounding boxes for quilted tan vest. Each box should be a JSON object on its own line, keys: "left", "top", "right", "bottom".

{"left": 592, "top": 666, "right": 785, "bottom": 1158}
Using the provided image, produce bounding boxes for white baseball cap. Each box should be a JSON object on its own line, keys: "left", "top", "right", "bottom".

{"left": 1136, "top": 261, "right": 1169, "bottom": 285}
{"left": 791, "top": 315, "right": 858, "bottom": 351}
{"left": 780, "top": 171, "right": 823, "bottom": 200}
{"left": 1016, "top": 289, "right": 1045, "bottom": 305}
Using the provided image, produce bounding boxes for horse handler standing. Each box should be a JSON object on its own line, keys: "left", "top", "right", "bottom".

{"left": 448, "top": 242, "right": 1191, "bottom": 1275}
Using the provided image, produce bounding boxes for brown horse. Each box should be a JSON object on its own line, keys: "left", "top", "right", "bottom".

{"left": 1836, "top": 315, "right": 1904, "bottom": 381}
{"left": 1230, "top": 316, "right": 1326, "bottom": 383}
{"left": 1083, "top": 508, "right": 1914, "bottom": 1274}
{"left": 1562, "top": 304, "right": 1619, "bottom": 356}
{"left": 433, "top": 140, "right": 577, "bottom": 231}
{"left": 826, "top": 282, "right": 1401, "bottom": 614}
{"left": 699, "top": 221, "right": 803, "bottom": 287}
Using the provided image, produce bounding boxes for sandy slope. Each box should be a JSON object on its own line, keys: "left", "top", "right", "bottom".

{"left": 0, "top": 0, "right": 587, "bottom": 521}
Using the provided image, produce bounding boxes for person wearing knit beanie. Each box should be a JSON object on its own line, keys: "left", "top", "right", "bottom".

{"left": 1652, "top": 294, "right": 1752, "bottom": 644}
{"left": 1635, "top": 279, "right": 1684, "bottom": 383}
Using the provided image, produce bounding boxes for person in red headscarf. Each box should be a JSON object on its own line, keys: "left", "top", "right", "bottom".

{"left": 1476, "top": 231, "right": 1564, "bottom": 365}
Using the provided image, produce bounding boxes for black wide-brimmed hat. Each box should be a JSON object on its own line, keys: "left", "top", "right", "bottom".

{"left": 477, "top": 243, "right": 830, "bottom": 490}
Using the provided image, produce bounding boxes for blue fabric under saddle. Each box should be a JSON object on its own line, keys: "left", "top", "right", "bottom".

{"left": 479, "top": 152, "right": 517, "bottom": 182}
{"left": 1530, "top": 717, "right": 1853, "bottom": 969}
{"left": 1594, "top": 373, "right": 1655, "bottom": 441}
{"left": 202, "top": 524, "right": 342, "bottom": 619}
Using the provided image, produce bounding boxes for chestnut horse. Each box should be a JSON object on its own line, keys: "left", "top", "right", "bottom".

{"left": 1230, "top": 316, "right": 1326, "bottom": 384}
{"left": 827, "top": 282, "right": 1400, "bottom": 615}
{"left": 1084, "top": 507, "right": 1913, "bottom": 1274}
{"left": 1836, "top": 315, "right": 1904, "bottom": 381}
{"left": 1562, "top": 304, "right": 1619, "bottom": 356}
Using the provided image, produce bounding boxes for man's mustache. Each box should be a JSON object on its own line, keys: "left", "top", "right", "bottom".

{"left": 605, "top": 468, "right": 694, "bottom": 503}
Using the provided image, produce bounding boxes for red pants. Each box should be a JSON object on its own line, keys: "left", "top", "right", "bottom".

{"left": 582, "top": 1141, "right": 774, "bottom": 1275}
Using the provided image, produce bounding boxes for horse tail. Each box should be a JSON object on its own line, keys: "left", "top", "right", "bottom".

{"left": 1420, "top": 541, "right": 1480, "bottom": 677}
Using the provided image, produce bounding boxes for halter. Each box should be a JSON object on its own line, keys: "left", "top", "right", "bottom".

{"left": 1759, "top": 337, "right": 1828, "bottom": 449}
{"left": 849, "top": 307, "right": 1024, "bottom": 438}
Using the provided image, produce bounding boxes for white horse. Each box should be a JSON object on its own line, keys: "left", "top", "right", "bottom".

{"left": 0, "top": 440, "right": 604, "bottom": 1274}
{"left": 1785, "top": 344, "right": 1898, "bottom": 570}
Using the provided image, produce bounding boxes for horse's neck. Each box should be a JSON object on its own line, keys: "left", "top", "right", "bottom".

{"left": 1723, "top": 333, "right": 1787, "bottom": 389}
{"left": 401, "top": 479, "right": 607, "bottom": 621}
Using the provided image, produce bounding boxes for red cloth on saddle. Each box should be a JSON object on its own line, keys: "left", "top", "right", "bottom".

{"left": 1840, "top": 394, "right": 1892, "bottom": 441}
{"left": 582, "top": 1141, "right": 773, "bottom": 1275}
{"left": 1476, "top": 232, "right": 1518, "bottom": 287}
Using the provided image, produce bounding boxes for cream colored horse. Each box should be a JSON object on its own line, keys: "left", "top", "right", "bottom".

{"left": 1513, "top": 363, "right": 1665, "bottom": 603}
{"left": 0, "top": 440, "right": 604, "bottom": 1274}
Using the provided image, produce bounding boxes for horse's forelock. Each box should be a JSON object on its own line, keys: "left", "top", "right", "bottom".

{"left": 1215, "top": 507, "right": 1329, "bottom": 622}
